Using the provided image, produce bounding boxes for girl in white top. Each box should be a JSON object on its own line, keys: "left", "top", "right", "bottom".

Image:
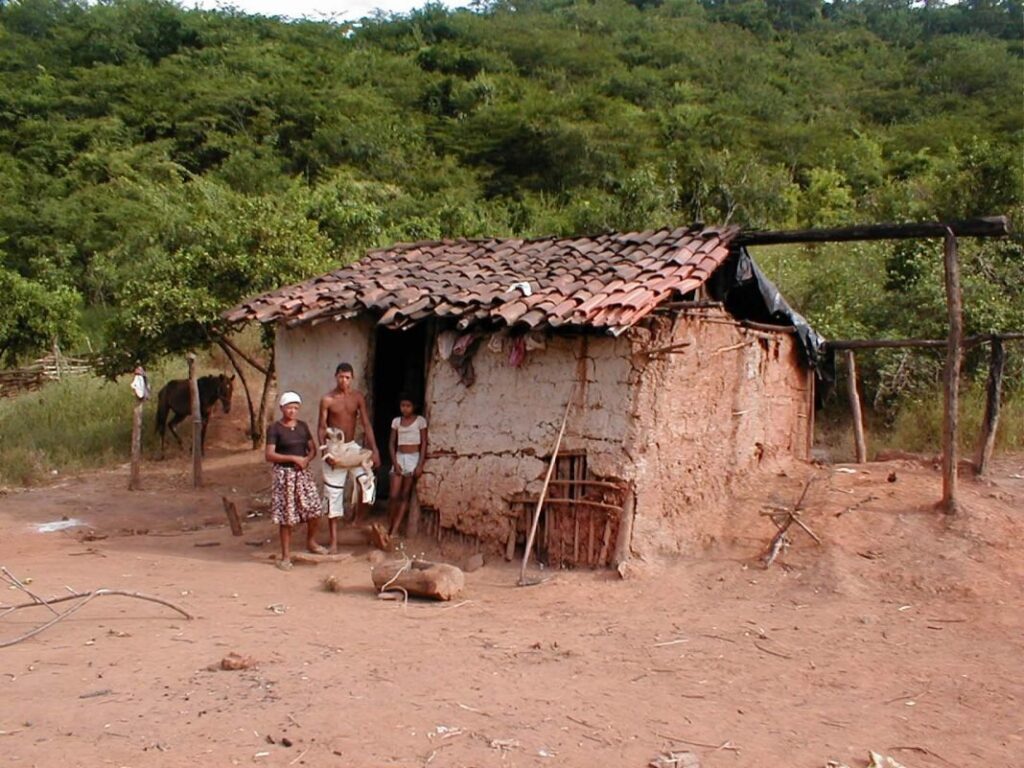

{"left": 388, "top": 393, "right": 428, "bottom": 536}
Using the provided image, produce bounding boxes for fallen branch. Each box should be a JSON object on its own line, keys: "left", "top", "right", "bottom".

{"left": 0, "top": 585, "right": 194, "bottom": 649}
{"left": 1, "top": 567, "right": 58, "bottom": 616}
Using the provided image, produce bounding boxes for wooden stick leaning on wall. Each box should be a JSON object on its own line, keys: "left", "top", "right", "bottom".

{"left": 845, "top": 350, "right": 867, "bottom": 463}
{"left": 518, "top": 385, "right": 575, "bottom": 586}
{"left": 975, "top": 337, "right": 1005, "bottom": 477}
{"left": 188, "top": 353, "right": 202, "bottom": 488}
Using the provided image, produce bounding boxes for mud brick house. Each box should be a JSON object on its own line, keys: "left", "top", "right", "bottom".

{"left": 226, "top": 226, "right": 822, "bottom": 565}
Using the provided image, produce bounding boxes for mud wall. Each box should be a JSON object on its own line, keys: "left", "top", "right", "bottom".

{"left": 625, "top": 314, "right": 812, "bottom": 557}
{"left": 417, "top": 332, "right": 636, "bottom": 544}
{"left": 274, "top": 316, "right": 375, "bottom": 475}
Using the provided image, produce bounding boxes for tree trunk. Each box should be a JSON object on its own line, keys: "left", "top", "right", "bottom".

{"left": 217, "top": 339, "right": 258, "bottom": 446}
{"left": 255, "top": 349, "right": 276, "bottom": 449}
{"left": 188, "top": 353, "right": 202, "bottom": 488}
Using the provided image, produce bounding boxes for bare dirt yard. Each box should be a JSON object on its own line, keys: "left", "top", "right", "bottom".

{"left": 1, "top": 413, "right": 1022, "bottom": 768}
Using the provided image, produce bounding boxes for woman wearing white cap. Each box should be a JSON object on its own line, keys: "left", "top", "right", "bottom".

{"left": 265, "top": 391, "right": 326, "bottom": 570}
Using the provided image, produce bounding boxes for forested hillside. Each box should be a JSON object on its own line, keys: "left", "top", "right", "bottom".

{"left": 0, "top": 0, "right": 1021, "bottom": 387}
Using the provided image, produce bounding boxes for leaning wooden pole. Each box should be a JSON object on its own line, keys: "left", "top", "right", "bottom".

{"left": 188, "top": 353, "right": 202, "bottom": 488}
{"left": 940, "top": 231, "right": 962, "bottom": 514}
{"left": 975, "top": 337, "right": 1005, "bottom": 477}
{"left": 518, "top": 387, "right": 574, "bottom": 586}
{"left": 844, "top": 350, "right": 867, "bottom": 463}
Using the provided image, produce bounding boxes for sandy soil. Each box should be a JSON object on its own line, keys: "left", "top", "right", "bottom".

{"left": 1, "top": 412, "right": 1022, "bottom": 768}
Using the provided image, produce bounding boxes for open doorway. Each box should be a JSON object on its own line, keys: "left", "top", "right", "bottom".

{"left": 371, "top": 323, "right": 430, "bottom": 496}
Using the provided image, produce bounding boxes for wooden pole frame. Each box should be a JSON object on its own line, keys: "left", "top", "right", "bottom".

{"left": 940, "top": 231, "right": 962, "bottom": 514}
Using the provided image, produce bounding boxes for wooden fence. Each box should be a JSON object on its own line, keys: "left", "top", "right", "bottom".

{"left": 830, "top": 332, "right": 1023, "bottom": 476}
{"left": 0, "top": 351, "right": 95, "bottom": 398}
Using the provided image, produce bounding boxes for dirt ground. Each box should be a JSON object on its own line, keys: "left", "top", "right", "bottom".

{"left": 1, "top": 409, "right": 1022, "bottom": 768}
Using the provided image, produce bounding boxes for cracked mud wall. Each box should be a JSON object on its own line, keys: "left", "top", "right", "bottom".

{"left": 626, "top": 314, "right": 813, "bottom": 557}
{"left": 417, "top": 333, "right": 636, "bottom": 545}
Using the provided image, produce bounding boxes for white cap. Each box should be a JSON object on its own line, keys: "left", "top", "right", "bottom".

{"left": 279, "top": 391, "right": 302, "bottom": 407}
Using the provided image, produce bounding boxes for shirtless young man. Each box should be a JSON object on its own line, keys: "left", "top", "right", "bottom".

{"left": 318, "top": 363, "right": 381, "bottom": 551}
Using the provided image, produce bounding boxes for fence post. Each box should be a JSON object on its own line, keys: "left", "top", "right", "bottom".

{"left": 129, "top": 397, "right": 143, "bottom": 490}
{"left": 975, "top": 337, "right": 1005, "bottom": 476}
{"left": 188, "top": 353, "right": 202, "bottom": 488}
{"left": 940, "top": 231, "right": 963, "bottom": 514}
{"left": 844, "top": 350, "right": 867, "bottom": 463}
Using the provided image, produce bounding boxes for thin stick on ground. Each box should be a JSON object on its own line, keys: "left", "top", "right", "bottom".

{"left": 656, "top": 733, "right": 741, "bottom": 752}
{"left": 0, "top": 585, "right": 194, "bottom": 649}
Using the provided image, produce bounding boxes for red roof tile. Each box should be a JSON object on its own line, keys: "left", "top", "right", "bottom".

{"left": 224, "top": 226, "right": 739, "bottom": 334}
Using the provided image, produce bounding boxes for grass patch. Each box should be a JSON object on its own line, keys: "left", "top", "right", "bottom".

{"left": 0, "top": 375, "right": 140, "bottom": 486}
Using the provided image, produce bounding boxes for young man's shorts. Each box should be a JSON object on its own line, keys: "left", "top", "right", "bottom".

{"left": 323, "top": 463, "right": 375, "bottom": 519}
{"left": 392, "top": 452, "right": 420, "bottom": 477}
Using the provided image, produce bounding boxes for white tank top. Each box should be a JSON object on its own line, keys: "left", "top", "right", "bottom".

{"left": 392, "top": 415, "right": 426, "bottom": 447}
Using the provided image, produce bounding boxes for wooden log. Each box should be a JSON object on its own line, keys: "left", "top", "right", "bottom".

{"left": 222, "top": 496, "right": 244, "bottom": 536}
{"left": 545, "top": 479, "right": 626, "bottom": 491}
{"left": 941, "top": 231, "right": 963, "bottom": 515}
{"left": 738, "top": 215, "right": 1009, "bottom": 247}
{"left": 371, "top": 559, "right": 465, "bottom": 601}
{"left": 845, "top": 350, "right": 867, "bottom": 463}
{"left": 613, "top": 488, "right": 635, "bottom": 567}
{"left": 828, "top": 332, "right": 1024, "bottom": 351}
{"left": 975, "top": 337, "right": 1005, "bottom": 477}
{"left": 128, "top": 397, "right": 143, "bottom": 491}
{"left": 188, "top": 353, "right": 202, "bottom": 488}
{"left": 505, "top": 524, "right": 517, "bottom": 562}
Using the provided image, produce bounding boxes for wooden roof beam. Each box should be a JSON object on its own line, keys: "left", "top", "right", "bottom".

{"left": 737, "top": 215, "right": 1010, "bottom": 247}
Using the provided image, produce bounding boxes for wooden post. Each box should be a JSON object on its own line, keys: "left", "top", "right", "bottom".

{"left": 975, "top": 337, "right": 1005, "bottom": 476}
{"left": 612, "top": 488, "right": 636, "bottom": 568}
{"left": 222, "top": 496, "right": 244, "bottom": 536}
{"left": 940, "top": 231, "right": 962, "bottom": 514}
{"left": 805, "top": 367, "right": 815, "bottom": 460}
{"left": 188, "top": 353, "right": 202, "bottom": 488}
{"left": 128, "top": 397, "right": 143, "bottom": 490}
{"left": 844, "top": 350, "right": 867, "bottom": 463}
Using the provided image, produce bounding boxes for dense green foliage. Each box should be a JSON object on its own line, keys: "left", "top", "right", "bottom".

{"left": 0, "top": 0, "right": 1021, "bottom": 396}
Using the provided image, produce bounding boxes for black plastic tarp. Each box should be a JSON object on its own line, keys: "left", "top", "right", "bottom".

{"left": 708, "top": 247, "right": 834, "bottom": 392}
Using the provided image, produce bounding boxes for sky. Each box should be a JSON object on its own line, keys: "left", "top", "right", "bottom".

{"left": 189, "top": 0, "right": 466, "bottom": 22}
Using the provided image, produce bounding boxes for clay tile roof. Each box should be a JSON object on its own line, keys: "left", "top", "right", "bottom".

{"left": 224, "top": 225, "right": 740, "bottom": 333}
